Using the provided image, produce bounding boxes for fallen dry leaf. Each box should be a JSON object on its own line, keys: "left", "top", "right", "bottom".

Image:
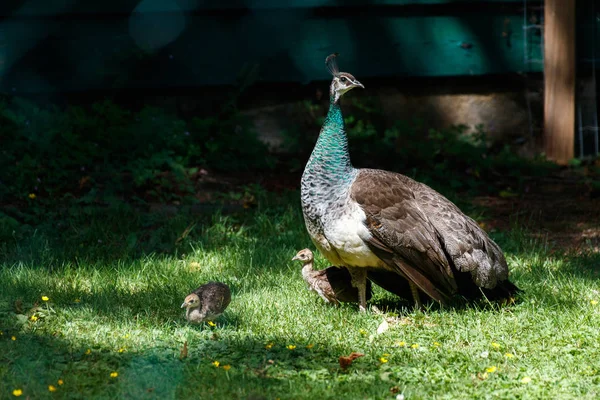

{"left": 180, "top": 341, "right": 188, "bottom": 360}
{"left": 14, "top": 299, "right": 23, "bottom": 314}
{"left": 339, "top": 352, "right": 364, "bottom": 370}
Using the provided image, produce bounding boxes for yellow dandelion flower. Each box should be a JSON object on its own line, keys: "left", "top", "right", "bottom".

{"left": 28, "top": 193, "right": 36, "bottom": 199}
{"left": 12, "top": 389, "right": 23, "bottom": 397}
{"left": 359, "top": 329, "right": 368, "bottom": 335}
{"left": 48, "top": 385, "right": 57, "bottom": 392}
{"left": 433, "top": 342, "right": 440, "bottom": 347}
{"left": 110, "top": 372, "right": 118, "bottom": 378}
{"left": 591, "top": 300, "right": 598, "bottom": 305}
{"left": 286, "top": 345, "right": 296, "bottom": 350}
{"left": 505, "top": 353, "right": 515, "bottom": 358}
{"left": 265, "top": 342, "right": 274, "bottom": 350}
{"left": 379, "top": 357, "right": 388, "bottom": 363}
{"left": 30, "top": 315, "right": 38, "bottom": 321}
{"left": 57, "top": 379, "right": 64, "bottom": 385}
{"left": 212, "top": 361, "right": 220, "bottom": 367}
{"left": 41, "top": 296, "right": 49, "bottom": 302}
{"left": 11, "top": 336, "right": 16, "bottom": 341}
{"left": 123, "top": 334, "right": 129, "bottom": 339}
{"left": 486, "top": 366, "right": 497, "bottom": 373}
{"left": 85, "top": 349, "right": 91, "bottom": 355}
{"left": 521, "top": 376, "right": 531, "bottom": 384}
{"left": 207, "top": 321, "right": 216, "bottom": 327}
{"left": 491, "top": 342, "right": 501, "bottom": 349}
{"left": 306, "top": 344, "right": 314, "bottom": 349}
{"left": 74, "top": 299, "right": 81, "bottom": 303}
{"left": 222, "top": 365, "right": 231, "bottom": 371}
{"left": 411, "top": 343, "right": 419, "bottom": 349}
{"left": 118, "top": 347, "right": 125, "bottom": 353}
{"left": 394, "top": 341, "right": 406, "bottom": 347}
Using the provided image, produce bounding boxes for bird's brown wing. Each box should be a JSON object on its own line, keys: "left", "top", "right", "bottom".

{"left": 351, "top": 170, "right": 459, "bottom": 302}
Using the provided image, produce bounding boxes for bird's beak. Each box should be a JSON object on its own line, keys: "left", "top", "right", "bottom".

{"left": 181, "top": 302, "right": 188, "bottom": 308}
{"left": 355, "top": 80, "right": 364, "bottom": 89}
{"left": 291, "top": 255, "right": 299, "bottom": 261}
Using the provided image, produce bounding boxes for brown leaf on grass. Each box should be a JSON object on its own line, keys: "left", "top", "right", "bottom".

{"left": 14, "top": 299, "right": 23, "bottom": 314}
{"left": 339, "top": 352, "right": 364, "bottom": 370}
{"left": 180, "top": 341, "right": 188, "bottom": 360}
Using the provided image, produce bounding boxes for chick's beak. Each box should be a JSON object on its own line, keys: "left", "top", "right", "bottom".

{"left": 354, "top": 80, "right": 364, "bottom": 89}
{"left": 181, "top": 302, "right": 188, "bottom": 308}
{"left": 291, "top": 255, "right": 299, "bottom": 261}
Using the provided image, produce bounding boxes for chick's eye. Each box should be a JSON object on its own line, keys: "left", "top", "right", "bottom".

{"left": 340, "top": 77, "right": 347, "bottom": 83}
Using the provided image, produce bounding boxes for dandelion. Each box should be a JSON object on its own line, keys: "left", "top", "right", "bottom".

{"left": 74, "top": 299, "right": 81, "bottom": 303}
{"left": 306, "top": 344, "right": 314, "bottom": 349}
{"left": 433, "top": 342, "right": 440, "bottom": 347}
{"left": 486, "top": 366, "right": 497, "bottom": 373}
{"left": 265, "top": 342, "right": 274, "bottom": 350}
{"left": 28, "top": 193, "right": 36, "bottom": 199}
{"left": 30, "top": 315, "right": 38, "bottom": 322}
{"left": 222, "top": 365, "right": 231, "bottom": 371}
{"left": 212, "top": 361, "right": 220, "bottom": 367}
{"left": 394, "top": 341, "right": 406, "bottom": 347}
{"left": 118, "top": 347, "right": 126, "bottom": 353}
{"left": 57, "top": 379, "right": 64, "bottom": 385}
{"left": 41, "top": 296, "right": 49, "bottom": 302}
{"left": 505, "top": 353, "right": 515, "bottom": 358}
{"left": 411, "top": 343, "right": 419, "bottom": 349}
{"left": 286, "top": 345, "right": 296, "bottom": 350}
{"left": 48, "top": 385, "right": 57, "bottom": 392}
{"left": 521, "top": 376, "right": 531, "bottom": 384}
{"left": 12, "top": 336, "right": 16, "bottom": 341}
{"left": 396, "top": 395, "right": 405, "bottom": 400}
{"left": 379, "top": 357, "right": 388, "bottom": 363}
{"left": 12, "top": 389, "right": 22, "bottom": 397}
{"left": 207, "top": 321, "right": 216, "bottom": 327}
{"left": 591, "top": 300, "right": 598, "bottom": 305}
{"left": 85, "top": 349, "right": 91, "bottom": 355}
{"left": 359, "top": 329, "right": 368, "bottom": 335}
{"left": 491, "top": 342, "right": 501, "bottom": 349}
{"left": 110, "top": 372, "right": 118, "bottom": 378}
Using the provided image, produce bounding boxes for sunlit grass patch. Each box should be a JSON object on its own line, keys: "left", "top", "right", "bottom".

{"left": 1, "top": 202, "right": 600, "bottom": 398}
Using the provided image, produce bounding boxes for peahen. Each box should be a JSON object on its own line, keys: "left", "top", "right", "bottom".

{"left": 300, "top": 53, "right": 519, "bottom": 311}
{"left": 292, "top": 248, "right": 372, "bottom": 304}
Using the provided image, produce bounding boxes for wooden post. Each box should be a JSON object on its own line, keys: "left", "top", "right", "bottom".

{"left": 543, "top": 0, "right": 576, "bottom": 165}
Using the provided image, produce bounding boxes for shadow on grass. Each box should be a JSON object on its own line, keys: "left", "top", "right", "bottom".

{"left": 0, "top": 323, "right": 392, "bottom": 399}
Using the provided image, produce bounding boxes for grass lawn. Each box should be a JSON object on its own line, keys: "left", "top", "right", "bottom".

{"left": 1, "top": 194, "right": 600, "bottom": 399}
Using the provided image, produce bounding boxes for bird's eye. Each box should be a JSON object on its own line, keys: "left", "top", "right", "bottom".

{"left": 340, "top": 77, "right": 347, "bottom": 83}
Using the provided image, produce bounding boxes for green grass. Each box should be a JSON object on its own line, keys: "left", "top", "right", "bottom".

{"left": 1, "top": 196, "right": 600, "bottom": 399}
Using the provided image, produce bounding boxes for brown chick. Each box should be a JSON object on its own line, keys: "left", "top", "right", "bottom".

{"left": 181, "top": 281, "right": 231, "bottom": 324}
{"left": 292, "top": 248, "right": 372, "bottom": 305}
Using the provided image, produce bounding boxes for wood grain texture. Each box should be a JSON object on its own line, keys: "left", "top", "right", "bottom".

{"left": 543, "top": 0, "right": 575, "bottom": 164}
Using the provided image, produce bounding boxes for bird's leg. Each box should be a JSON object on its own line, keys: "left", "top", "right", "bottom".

{"left": 409, "top": 281, "right": 422, "bottom": 310}
{"left": 348, "top": 267, "right": 368, "bottom": 312}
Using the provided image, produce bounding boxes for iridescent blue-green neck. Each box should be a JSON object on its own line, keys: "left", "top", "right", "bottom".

{"left": 304, "top": 96, "right": 354, "bottom": 182}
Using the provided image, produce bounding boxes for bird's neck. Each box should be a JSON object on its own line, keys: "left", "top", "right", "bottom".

{"left": 304, "top": 96, "right": 354, "bottom": 183}
{"left": 302, "top": 262, "right": 314, "bottom": 279}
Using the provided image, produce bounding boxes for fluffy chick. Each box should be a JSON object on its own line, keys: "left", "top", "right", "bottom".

{"left": 181, "top": 281, "right": 231, "bottom": 323}
{"left": 292, "top": 248, "right": 371, "bottom": 305}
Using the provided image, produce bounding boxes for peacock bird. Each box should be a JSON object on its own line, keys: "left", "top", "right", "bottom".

{"left": 292, "top": 248, "right": 372, "bottom": 304}
{"left": 300, "top": 53, "right": 519, "bottom": 311}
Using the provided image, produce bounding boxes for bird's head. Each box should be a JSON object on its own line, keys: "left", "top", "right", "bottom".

{"left": 181, "top": 293, "right": 201, "bottom": 309}
{"left": 292, "top": 248, "right": 314, "bottom": 263}
{"left": 326, "top": 53, "right": 364, "bottom": 103}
